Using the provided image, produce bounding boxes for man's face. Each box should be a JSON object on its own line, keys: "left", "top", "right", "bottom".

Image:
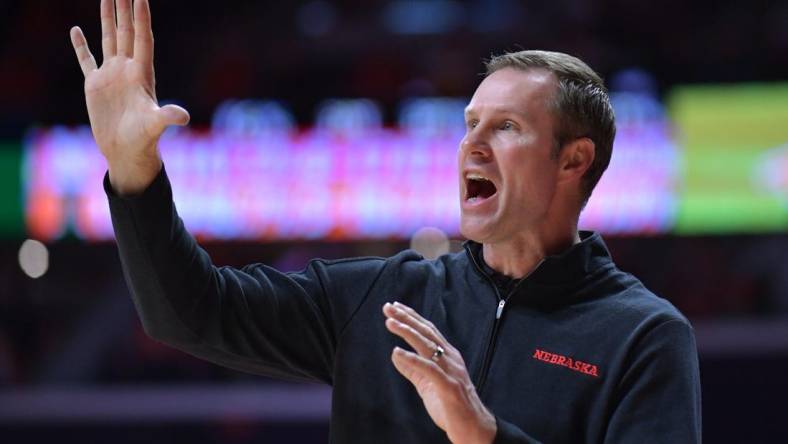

{"left": 458, "top": 67, "right": 561, "bottom": 244}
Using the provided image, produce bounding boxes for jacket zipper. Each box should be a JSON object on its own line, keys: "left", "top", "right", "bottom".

{"left": 474, "top": 284, "right": 517, "bottom": 393}
{"left": 467, "top": 247, "right": 543, "bottom": 394}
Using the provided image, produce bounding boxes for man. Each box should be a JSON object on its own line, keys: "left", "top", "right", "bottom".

{"left": 70, "top": 1, "right": 701, "bottom": 442}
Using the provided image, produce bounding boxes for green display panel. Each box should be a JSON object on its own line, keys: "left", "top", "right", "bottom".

{"left": 669, "top": 83, "right": 788, "bottom": 234}
{"left": 0, "top": 142, "right": 23, "bottom": 237}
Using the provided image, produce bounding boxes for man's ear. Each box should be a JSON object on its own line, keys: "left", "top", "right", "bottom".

{"left": 557, "top": 137, "right": 595, "bottom": 184}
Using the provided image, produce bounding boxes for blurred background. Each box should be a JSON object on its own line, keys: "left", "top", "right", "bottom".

{"left": 1, "top": 0, "right": 787, "bottom": 442}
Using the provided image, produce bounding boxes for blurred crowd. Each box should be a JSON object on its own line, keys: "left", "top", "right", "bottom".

{"left": 1, "top": 0, "right": 787, "bottom": 136}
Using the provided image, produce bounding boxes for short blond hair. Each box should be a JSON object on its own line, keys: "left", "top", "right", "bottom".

{"left": 486, "top": 50, "right": 616, "bottom": 204}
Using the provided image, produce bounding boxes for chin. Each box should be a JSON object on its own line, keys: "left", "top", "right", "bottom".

{"left": 459, "top": 217, "right": 496, "bottom": 243}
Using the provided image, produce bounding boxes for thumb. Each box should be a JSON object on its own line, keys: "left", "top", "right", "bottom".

{"left": 156, "top": 104, "right": 191, "bottom": 128}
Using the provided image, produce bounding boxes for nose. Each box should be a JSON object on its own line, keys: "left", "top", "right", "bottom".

{"left": 460, "top": 129, "right": 492, "bottom": 159}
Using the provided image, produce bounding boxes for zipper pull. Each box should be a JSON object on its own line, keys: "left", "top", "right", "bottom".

{"left": 496, "top": 300, "right": 506, "bottom": 319}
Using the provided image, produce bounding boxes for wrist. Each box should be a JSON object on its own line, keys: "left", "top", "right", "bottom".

{"left": 449, "top": 408, "right": 497, "bottom": 444}
{"left": 108, "top": 154, "right": 162, "bottom": 196}
{"left": 474, "top": 409, "right": 497, "bottom": 444}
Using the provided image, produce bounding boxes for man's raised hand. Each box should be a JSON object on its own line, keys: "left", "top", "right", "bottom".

{"left": 70, "top": 0, "right": 190, "bottom": 195}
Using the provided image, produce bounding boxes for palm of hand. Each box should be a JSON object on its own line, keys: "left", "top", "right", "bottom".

{"left": 84, "top": 56, "right": 158, "bottom": 160}
{"left": 414, "top": 371, "right": 451, "bottom": 430}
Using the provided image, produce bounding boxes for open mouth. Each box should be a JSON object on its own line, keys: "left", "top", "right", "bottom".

{"left": 465, "top": 175, "right": 498, "bottom": 202}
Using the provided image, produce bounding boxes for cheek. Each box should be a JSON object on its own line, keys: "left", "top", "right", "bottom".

{"left": 504, "top": 149, "right": 558, "bottom": 202}
{"left": 515, "top": 132, "right": 537, "bottom": 146}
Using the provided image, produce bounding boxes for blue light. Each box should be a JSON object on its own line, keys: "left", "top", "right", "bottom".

{"left": 211, "top": 100, "right": 295, "bottom": 136}
{"left": 315, "top": 99, "right": 383, "bottom": 135}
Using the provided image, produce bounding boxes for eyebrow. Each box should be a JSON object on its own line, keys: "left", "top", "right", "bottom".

{"left": 464, "top": 106, "right": 528, "bottom": 120}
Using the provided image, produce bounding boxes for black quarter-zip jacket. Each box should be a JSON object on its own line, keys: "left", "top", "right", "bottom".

{"left": 106, "top": 167, "right": 701, "bottom": 443}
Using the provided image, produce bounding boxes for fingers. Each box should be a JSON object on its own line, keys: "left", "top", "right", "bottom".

{"left": 383, "top": 302, "right": 466, "bottom": 377}
{"left": 391, "top": 347, "right": 456, "bottom": 394}
{"left": 145, "top": 104, "right": 190, "bottom": 136}
{"left": 384, "top": 302, "right": 447, "bottom": 346}
{"left": 133, "top": 0, "right": 153, "bottom": 66}
{"left": 394, "top": 303, "right": 447, "bottom": 341}
{"left": 141, "top": 104, "right": 189, "bottom": 141}
{"left": 385, "top": 315, "right": 437, "bottom": 359}
{"left": 70, "top": 26, "right": 98, "bottom": 76}
{"left": 116, "top": 0, "right": 135, "bottom": 57}
{"left": 100, "top": 0, "right": 117, "bottom": 61}
{"left": 158, "top": 104, "right": 191, "bottom": 127}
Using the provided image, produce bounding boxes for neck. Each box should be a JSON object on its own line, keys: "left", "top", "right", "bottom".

{"left": 482, "top": 225, "right": 581, "bottom": 279}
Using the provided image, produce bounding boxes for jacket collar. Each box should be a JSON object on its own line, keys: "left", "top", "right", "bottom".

{"left": 463, "top": 231, "right": 615, "bottom": 307}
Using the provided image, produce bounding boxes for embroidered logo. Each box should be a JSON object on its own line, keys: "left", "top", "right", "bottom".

{"left": 532, "top": 348, "right": 600, "bottom": 378}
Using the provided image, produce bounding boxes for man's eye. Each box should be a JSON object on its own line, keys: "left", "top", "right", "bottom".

{"left": 467, "top": 120, "right": 478, "bottom": 129}
{"left": 500, "top": 121, "right": 514, "bottom": 130}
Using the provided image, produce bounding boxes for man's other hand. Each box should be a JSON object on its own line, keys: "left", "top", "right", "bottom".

{"left": 383, "top": 302, "right": 497, "bottom": 444}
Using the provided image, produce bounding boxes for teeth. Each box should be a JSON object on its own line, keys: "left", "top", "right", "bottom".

{"left": 466, "top": 173, "right": 490, "bottom": 182}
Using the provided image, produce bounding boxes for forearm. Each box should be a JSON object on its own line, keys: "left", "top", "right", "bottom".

{"left": 105, "top": 166, "right": 338, "bottom": 381}
{"left": 106, "top": 165, "right": 213, "bottom": 345}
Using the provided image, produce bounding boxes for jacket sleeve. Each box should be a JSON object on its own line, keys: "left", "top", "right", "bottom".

{"left": 105, "top": 166, "right": 387, "bottom": 384}
{"left": 493, "top": 417, "right": 543, "bottom": 443}
{"left": 604, "top": 319, "right": 703, "bottom": 443}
